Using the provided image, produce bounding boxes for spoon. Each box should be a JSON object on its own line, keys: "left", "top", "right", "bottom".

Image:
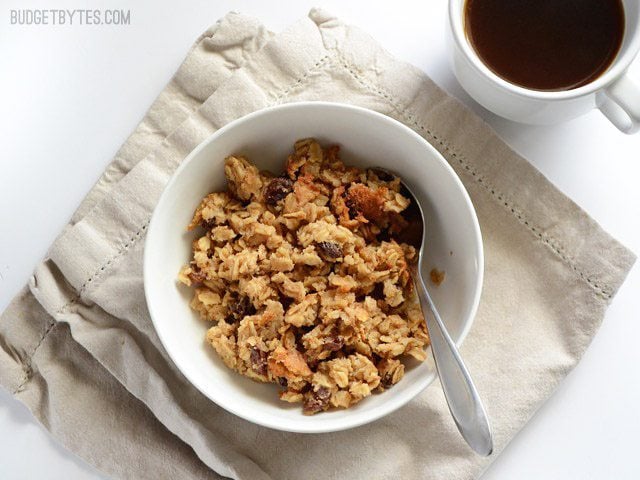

{"left": 380, "top": 168, "right": 493, "bottom": 456}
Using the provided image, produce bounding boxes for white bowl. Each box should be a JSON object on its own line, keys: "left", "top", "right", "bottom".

{"left": 144, "top": 102, "right": 483, "bottom": 433}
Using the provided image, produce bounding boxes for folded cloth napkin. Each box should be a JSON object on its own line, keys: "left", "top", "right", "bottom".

{"left": 0, "top": 9, "right": 635, "bottom": 480}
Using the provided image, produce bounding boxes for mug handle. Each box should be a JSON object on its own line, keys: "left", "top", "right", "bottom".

{"left": 598, "top": 73, "right": 640, "bottom": 134}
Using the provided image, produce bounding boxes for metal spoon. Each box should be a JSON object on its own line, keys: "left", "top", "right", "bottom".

{"left": 380, "top": 168, "right": 493, "bottom": 456}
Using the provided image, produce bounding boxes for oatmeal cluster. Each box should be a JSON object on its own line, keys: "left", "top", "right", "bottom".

{"left": 178, "top": 138, "right": 429, "bottom": 414}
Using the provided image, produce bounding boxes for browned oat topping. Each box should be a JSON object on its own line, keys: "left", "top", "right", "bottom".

{"left": 178, "top": 138, "right": 430, "bottom": 414}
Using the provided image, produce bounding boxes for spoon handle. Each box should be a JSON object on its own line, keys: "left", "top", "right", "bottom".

{"left": 412, "top": 265, "right": 493, "bottom": 456}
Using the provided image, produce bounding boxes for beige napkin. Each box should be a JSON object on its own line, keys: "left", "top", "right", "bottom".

{"left": 0, "top": 9, "right": 635, "bottom": 480}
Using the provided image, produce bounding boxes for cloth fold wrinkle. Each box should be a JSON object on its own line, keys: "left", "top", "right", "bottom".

{"left": 0, "top": 8, "right": 635, "bottom": 480}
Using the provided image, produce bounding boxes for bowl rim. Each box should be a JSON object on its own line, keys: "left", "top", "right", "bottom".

{"left": 144, "top": 101, "right": 484, "bottom": 433}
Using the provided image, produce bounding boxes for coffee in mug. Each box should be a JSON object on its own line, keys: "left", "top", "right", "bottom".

{"left": 464, "top": 0, "right": 625, "bottom": 91}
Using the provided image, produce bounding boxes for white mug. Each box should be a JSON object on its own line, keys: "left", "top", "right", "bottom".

{"left": 447, "top": 0, "right": 640, "bottom": 134}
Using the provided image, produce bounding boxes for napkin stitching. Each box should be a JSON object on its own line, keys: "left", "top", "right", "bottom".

{"left": 334, "top": 56, "right": 614, "bottom": 301}
{"left": 77, "top": 223, "right": 150, "bottom": 295}
{"left": 11, "top": 222, "right": 150, "bottom": 393}
{"left": 273, "top": 55, "right": 331, "bottom": 100}
{"left": 12, "top": 317, "right": 56, "bottom": 394}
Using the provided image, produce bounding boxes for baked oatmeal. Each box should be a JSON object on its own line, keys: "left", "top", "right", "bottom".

{"left": 430, "top": 268, "right": 446, "bottom": 287}
{"left": 178, "top": 138, "right": 429, "bottom": 414}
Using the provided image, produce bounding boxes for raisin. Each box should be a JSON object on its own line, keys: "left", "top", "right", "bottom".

{"left": 345, "top": 195, "right": 360, "bottom": 219}
{"left": 369, "top": 168, "right": 395, "bottom": 182}
{"left": 188, "top": 267, "right": 206, "bottom": 284}
{"left": 201, "top": 218, "right": 216, "bottom": 230}
{"left": 324, "top": 336, "right": 344, "bottom": 352}
{"left": 277, "top": 377, "right": 288, "bottom": 387}
{"left": 370, "top": 283, "right": 385, "bottom": 300}
{"left": 278, "top": 292, "right": 293, "bottom": 311}
{"left": 303, "top": 386, "right": 331, "bottom": 414}
{"left": 316, "top": 241, "right": 343, "bottom": 260}
{"left": 227, "top": 295, "right": 255, "bottom": 323}
{"left": 305, "top": 355, "right": 319, "bottom": 371}
{"left": 380, "top": 372, "right": 394, "bottom": 389}
{"left": 263, "top": 177, "right": 293, "bottom": 205}
{"left": 249, "top": 347, "right": 268, "bottom": 376}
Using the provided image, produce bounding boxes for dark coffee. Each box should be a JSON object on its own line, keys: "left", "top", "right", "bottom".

{"left": 464, "top": 0, "right": 625, "bottom": 91}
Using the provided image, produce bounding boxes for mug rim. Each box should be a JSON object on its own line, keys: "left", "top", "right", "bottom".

{"left": 448, "top": 0, "right": 640, "bottom": 100}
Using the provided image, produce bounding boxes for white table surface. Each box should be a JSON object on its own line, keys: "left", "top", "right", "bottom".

{"left": 1, "top": 0, "right": 639, "bottom": 478}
